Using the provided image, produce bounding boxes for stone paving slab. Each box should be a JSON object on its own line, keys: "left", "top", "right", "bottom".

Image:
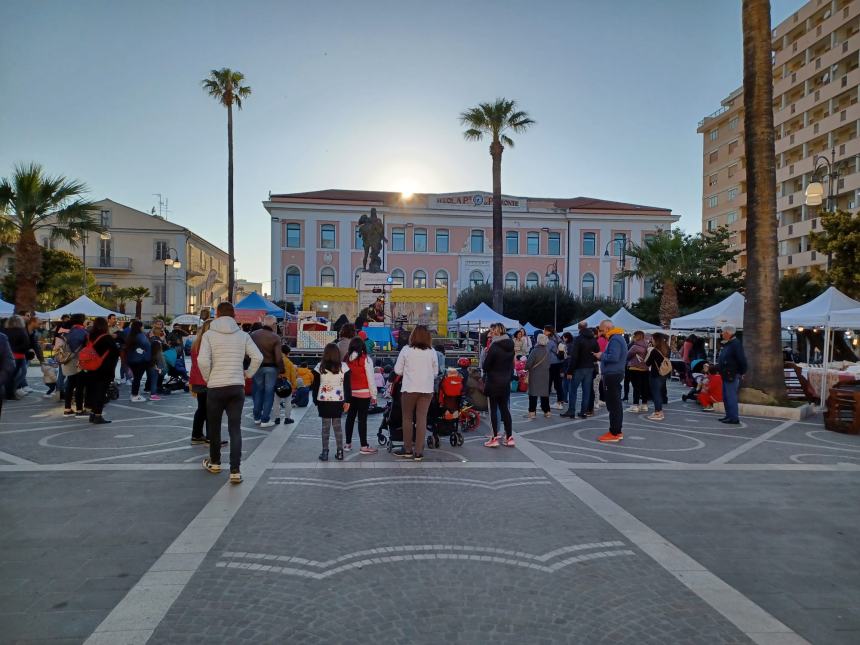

{"left": 148, "top": 467, "right": 751, "bottom": 644}
{"left": 575, "top": 470, "right": 860, "bottom": 645}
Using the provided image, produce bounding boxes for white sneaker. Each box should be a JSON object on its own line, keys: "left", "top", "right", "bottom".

{"left": 554, "top": 402, "right": 566, "bottom": 410}
{"left": 14, "top": 389, "right": 28, "bottom": 399}
{"left": 130, "top": 395, "right": 146, "bottom": 403}
{"left": 626, "top": 405, "right": 641, "bottom": 413}
{"left": 260, "top": 420, "right": 275, "bottom": 428}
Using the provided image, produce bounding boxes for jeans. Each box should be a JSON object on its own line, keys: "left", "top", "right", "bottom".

{"left": 14, "top": 358, "right": 27, "bottom": 390}
{"left": 603, "top": 372, "right": 624, "bottom": 436}
{"left": 192, "top": 389, "right": 208, "bottom": 439}
{"left": 566, "top": 367, "right": 594, "bottom": 415}
{"left": 722, "top": 377, "right": 741, "bottom": 422}
{"left": 57, "top": 365, "right": 66, "bottom": 397}
{"left": 649, "top": 374, "right": 666, "bottom": 412}
{"left": 252, "top": 366, "right": 279, "bottom": 422}
{"left": 207, "top": 385, "right": 245, "bottom": 471}
{"left": 549, "top": 364, "right": 565, "bottom": 403}
{"left": 345, "top": 396, "right": 371, "bottom": 446}
{"left": 488, "top": 392, "right": 513, "bottom": 438}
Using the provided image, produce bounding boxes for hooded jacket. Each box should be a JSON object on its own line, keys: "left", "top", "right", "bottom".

{"left": 482, "top": 334, "right": 515, "bottom": 397}
{"left": 600, "top": 328, "right": 627, "bottom": 375}
{"left": 198, "top": 316, "right": 263, "bottom": 389}
{"left": 570, "top": 328, "right": 599, "bottom": 372}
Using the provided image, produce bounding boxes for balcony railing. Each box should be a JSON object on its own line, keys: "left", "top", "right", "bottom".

{"left": 85, "top": 256, "right": 133, "bottom": 270}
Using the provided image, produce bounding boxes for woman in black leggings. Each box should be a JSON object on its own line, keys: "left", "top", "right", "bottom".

{"left": 84, "top": 317, "right": 120, "bottom": 424}
{"left": 481, "top": 323, "right": 516, "bottom": 448}
{"left": 124, "top": 319, "right": 152, "bottom": 402}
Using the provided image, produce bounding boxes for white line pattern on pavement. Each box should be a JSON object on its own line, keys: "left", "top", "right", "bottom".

{"left": 710, "top": 420, "right": 797, "bottom": 464}
{"left": 266, "top": 475, "right": 551, "bottom": 489}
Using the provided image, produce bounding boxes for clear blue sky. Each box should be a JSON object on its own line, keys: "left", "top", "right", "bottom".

{"left": 0, "top": 0, "right": 802, "bottom": 286}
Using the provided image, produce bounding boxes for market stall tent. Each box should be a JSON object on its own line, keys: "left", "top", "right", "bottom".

{"left": 611, "top": 307, "right": 661, "bottom": 333}
{"left": 830, "top": 307, "right": 860, "bottom": 328}
{"left": 42, "top": 295, "right": 124, "bottom": 319}
{"left": 562, "top": 309, "right": 609, "bottom": 334}
{"left": 235, "top": 292, "right": 285, "bottom": 318}
{"left": 449, "top": 302, "right": 520, "bottom": 330}
{"left": 670, "top": 292, "right": 745, "bottom": 331}
{"left": 780, "top": 286, "right": 860, "bottom": 328}
{"left": 0, "top": 298, "right": 13, "bottom": 317}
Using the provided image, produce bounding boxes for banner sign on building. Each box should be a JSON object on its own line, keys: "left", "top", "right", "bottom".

{"left": 429, "top": 192, "right": 527, "bottom": 212}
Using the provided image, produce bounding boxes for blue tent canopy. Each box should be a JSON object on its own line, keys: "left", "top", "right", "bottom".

{"left": 235, "top": 292, "right": 285, "bottom": 318}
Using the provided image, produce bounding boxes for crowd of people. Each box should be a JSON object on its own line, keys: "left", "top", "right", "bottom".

{"left": 0, "top": 304, "right": 750, "bottom": 473}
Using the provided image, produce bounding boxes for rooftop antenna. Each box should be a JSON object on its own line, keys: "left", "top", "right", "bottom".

{"left": 151, "top": 194, "right": 172, "bottom": 219}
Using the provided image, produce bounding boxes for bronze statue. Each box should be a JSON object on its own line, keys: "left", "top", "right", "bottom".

{"left": 358, "top": 208, "right": 387, "bottom": 272}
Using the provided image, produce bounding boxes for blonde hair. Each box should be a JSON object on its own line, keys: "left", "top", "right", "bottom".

{"left": 191, "top": 319, "right": 212, "bottom": 354}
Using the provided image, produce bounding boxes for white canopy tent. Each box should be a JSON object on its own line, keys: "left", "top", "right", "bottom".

{"left": 449, "top": 302, "right": 520, "bottom": 331}
{"left": 611, "top": 307, "right": 662, "bottom": 333}
{"left": 562, "top": 309, "right": 609, "bottom": 334}
{"left": 670, "top": 292, "right": 745, "bottom": 331}
{"left": 42, "top": 295, "right": 124, "bottom": 319}
{"left": 173, "top": 314, "right": 202, "bottom": 326}
{"left": 0, "top": 298, "right": 13, "bottom": 317}
{"left": 830, "top": 307, "right": 860, "bottom": 328}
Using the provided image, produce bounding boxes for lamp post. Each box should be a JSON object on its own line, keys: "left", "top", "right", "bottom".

{"left": 603, "top": 237, "right": 634, "bottom": 303}
{"left": 162, "top": 248, "right": 181, "bottom": 319}
{"left": 545, "top": 259, "right": 559, "bottom": 330}
{"left": 80, "top": 231, "right": 111, "bottom": 296}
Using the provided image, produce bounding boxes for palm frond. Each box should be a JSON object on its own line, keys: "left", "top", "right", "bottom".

{"left": 459, "top": 98, "right": 534, "bottom": 148}
{"left": 463, "top": 128, "right": 484, "bottom": 141}
{"left": 500, "top": 134, "right": 514, "bottom": 148}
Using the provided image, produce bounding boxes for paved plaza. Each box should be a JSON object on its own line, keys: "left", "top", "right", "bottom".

{"left": 1, "top": 377, "right": 859, "bottom": 644}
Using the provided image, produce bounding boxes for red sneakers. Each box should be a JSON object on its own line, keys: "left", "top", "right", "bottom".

{"left": 503, "top": 435, "right": 516, "bottom": 447}
{"left": 484, "top": 435, "right": 500, "bottom": 448}
{"left": 598, "top": 432, "right": 623, "bottom": 443}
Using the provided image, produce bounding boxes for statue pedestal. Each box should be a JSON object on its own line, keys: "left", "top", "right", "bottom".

{"left": 356, "top": 271, "right": 392, "bottom": 314}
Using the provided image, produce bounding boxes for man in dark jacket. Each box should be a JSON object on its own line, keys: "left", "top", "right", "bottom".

{"left": 562, "top": 321, "right": 599, "bottom": 418}
{"left": 717, "top": 325, "right": 747, "bottom": 424}
{"left": 0, "top": 332, "right": 15, "bottom": 419}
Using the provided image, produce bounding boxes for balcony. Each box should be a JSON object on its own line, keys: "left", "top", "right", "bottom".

{"left": 774, "top": 1, "right": 859, "bottom": 67}
{"left": 85, "top": 256, "right": 132, "bottom": 271}
{"left": 185, "top": 260, "right": 207, "bottom": 277}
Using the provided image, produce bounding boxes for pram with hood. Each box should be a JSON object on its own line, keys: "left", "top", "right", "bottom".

{"left": 377, "top": 375, "right": 405, "bottom": 452}
{"left": 161, "top": 346, "right": 190, "bottom": 392}
{"left": 427, "top": 369, "right": 479, "bottom": 449}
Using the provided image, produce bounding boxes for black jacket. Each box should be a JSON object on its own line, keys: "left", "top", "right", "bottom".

{"left": 5, "top": 327, "right": 30, "bottom": 357}
{"left": 87, "top": 332, "right": 121, "bottom": 380}
{"left": 482, "top": 335, "right": 515, "bottom": 397}
{"left": 567, "top": 329, "right": 599, "bottom": 374}
{"left": 718, "top": 337, "right": 747, "bottom": 378}
{"left": 0, "top": 332, "right": 14, "bottom": 388}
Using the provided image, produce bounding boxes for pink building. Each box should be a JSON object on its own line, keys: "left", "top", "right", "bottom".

{"left": 264, "top": 190, "right": 679, "bottom": 306}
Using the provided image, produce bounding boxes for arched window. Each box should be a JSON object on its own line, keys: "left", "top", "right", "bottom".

{"left": 320, "top": 266, "right": 335, "bottom": 287}
{"left": 469, "top": 270, "right": 484, "bottom": 288}
{"left": 527, "top": 232, "right": 539, "bottom": 255}
{"left": 320, "top": 224, "right": 336, "bottom": 249}
{"left": 613, "top": 275, "right": 625, "bottom": 301}
{"left": 434, "top": 270, "right": 448, "bottom": 290}
{"left": 391, "top": 269, "right": 405, "bottom": 288}
{"left": 505, "top": 231, "right": 519, "bottom": 254}
{"left": 525, "top": 272, "right": 539, "bottom": 289}
{"left": 285, "top": 266, "right": 301, "bottom": 294}
{"left": 505, "top": 272, "right": 519, "bottom": 290}
{"left": 582, "top": 232, "right": 596, "bottom": 256}
{"left": 413, "top": 269, "right": 427, "bottom": 288}
{"left": 581, "top": 273, "right": 595, "bottom": 299}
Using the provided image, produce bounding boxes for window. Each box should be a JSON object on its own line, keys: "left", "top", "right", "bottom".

{"left": 643, "top": 233, "right": 656, "bottom": 246}
{"left": 354, "top": 226, "right": 363, "bottom": 249}
{"left": 728, "top": 164, "right": 738, "bottom": 178}
{"left": 413, "top": 228, "right": 427, "bottom": 252}
{"left": 728, "top": 140, "right": 738, "bottom": 154}
{"left": 435, "top": 229, "right": 449, "bottom": 253}
{"left": 154, "top": 284, "right": 166, "bottom": 305}
{"left": 644, "top": 277, "right": 656, "bottom": 296}
{"left": 506, "top": 231, "right": 519, "bottom": 254}
{"left": 613, "top": 233, "right": 627, "bottom": 256}
{"left": 286, "top": 223, "right": 300, "bottom": 248}
{"left": 470, "top": 230, "right": 484, "bottom": 253}
{"left": 320, "top": 224, "right": 336, "bottom": 249}
{"left": 285, "top": 266, "right": 301, "bottom": 294}
{"left": 729, "top": 116, "right": 739, "bottom": 130}
{"left": 709, "top": 174, "right": 718, "bottom": 187}
{"left": 525, "top": 272, "right": 539, "bottom": 289}
{"left": 392, "top": 228, "right": 405, "bottom": 251}
{"left": 469, "top": 270, "right": 484, "bottom": 287}
{"left": 727, "top": 211, "right": 738, "bottom": 224}
{"left": 320, "top": 267, "right": 335, "bottom": 287}
{"left": 582, "top": 232, "right": 596, "bottom": 256}
{"left": 548, "top": 232, "right": 560, "bottom": 255}
{"left": 391, "top": 269, "right": 405, "bottom": 288}
{"left": 728, "top": 187, "right": 738, "bottom": 201}
{"left": 99, "top": 238, "right": 112, "bottom": 266}
{"left": 434, "top": 270, "right": 448, "bottom": 291}
{"left": 709, "top": 128, "right": 718, "bottom": 141}
{"left": 707, "top": 218, "right": 717, "bottom": 231}
{"left": 413, "top": 270, "right": 427, "bottom": 288}
{"left": 708, "top": 195, "right": 718, "bottom": 208}
{"left": 612, "top": 275, "right": 625, "bottom": 301}
{"left": 709, "top": 151, "right": 718, "bottom": 163}
{"left": 505, "top": 272, "right": 519, "bottom": 289}
{"left": 154, "top": 240, "right": 169, "bottom": 260}
{"left": 99, "top": 209, "right": 112, "bottom": 227}
{"left": 581, "top": 273, "right": 595, "bottom": 299}
{"left": 527, "top": 232, "right": 539, "bottom": 255}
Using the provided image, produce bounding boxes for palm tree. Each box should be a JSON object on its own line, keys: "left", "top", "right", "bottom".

{"left": 460, "top": 99, "right": 535, "bottom": 313}
{"left": 619, "top": 229, "right": 691, "bottom": 328}
{"left": 201, "top": 68, "right": 252, "bottom": 302}
{"left": 0, "top": 163, "right": 102, "bottom": 313}
{"left": 127, "top": 286, "right": 151, "bottom": 321}
{"left": 112, "top": 287, "right": 134, "bottom": 315}
{"left": 741, "top": 0, "right": 786, "bottom": 400}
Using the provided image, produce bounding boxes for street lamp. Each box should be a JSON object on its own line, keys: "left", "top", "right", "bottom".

{"left": 80, "top": 230, "right": 111, "bottom": 296}
{"left": 163, "top": 248, "right": 181, "bottom": 318}
{"left": 545, "top": 259, "right": 559, "bottom": 331}
{"left": 604, "top": 237, "right": 634, "bottom": 303}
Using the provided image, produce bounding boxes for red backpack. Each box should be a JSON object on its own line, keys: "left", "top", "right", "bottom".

{"left": 78, "top": 334, "right": 110, "bottom": 372}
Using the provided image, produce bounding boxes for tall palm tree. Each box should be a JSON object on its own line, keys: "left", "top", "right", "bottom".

{"left": 0, "top": 163, "right": 101, "bottom": 313}
{"left": 112, "top": 287, "right": 134, "bottom": 315}
{"left": 201, "top": 68, "right": 251, "bottom": 302}
{"left": 460, "top": 99, "right": 535, "bottom": 313}
{"left": 127, "top": 286, "right": 151, "bottom": 321}
{"left": 742, "top": 0, "right": 786, "bottom": 400}
{"left": 619, "top": 229, "right": 691, "bottom": 328}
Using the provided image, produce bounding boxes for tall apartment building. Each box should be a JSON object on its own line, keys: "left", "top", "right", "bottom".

{"left": 698, "top": 0, "right": 860, "bottom": 276}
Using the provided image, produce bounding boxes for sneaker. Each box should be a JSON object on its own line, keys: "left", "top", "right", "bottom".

{"left": 702, "top": 405, "right": 714, "bottom": 411}
{"left": 577, "top": 413, "right": 588, "bottom": 419}
{"left": 585, "top": 411, "right": 594, "bottom": 417}
{"left": 253, "top": 419, "right": 261, "bottom": 425}
{"left": 284, "top": 418, "right": 294, "bottom": 424}
{"left": 130, "top": 395, "right": 146, "bottom": 403}
{"left": 344, "top": 443, "right": 352, "bottom": 452}
{"left": 42, "top": 392, "right": 53, "bottom": 398}
{"left": 647, "top": 412, "right": 664, "bottom": 421}
{"left": 560, "top": 412, "right": 574, "bottom": 418}
{"left": 412, "top": 453, "right": 423, "bottom": 462}
{"left": 22, "top": 386, "right": 33, "bottom": 393}
{"left": 335, "top": 449, "right": 344, "bottom": 461}
{"left": 393, "top": 448, "right": 413, "bottom": 459}
{"left": 522, "top": 412, "right": 536, "bottom": 420}
{"left": 14, "top": 389, "right": 27, "bottom": 399}
{"left": 149, "top": 394, "right": 161, "bottom": 401}
{"left": 681, "top": 394, "right": 688, "bottom": 402}
{"left": 318, "top": 449, "right": 329, "bottom": 461}
{"left": 626, "top": 405, "right": 641, "bottom": 413}
{"left": 544, "top": 412, "right": 552, "bottom": 418}
{"left": 229, "top": 471, "right": 242, "bottom": 484}
{"left": 554, "top": 402, "right": 566, "bottom": 409}
{"left": 92, "top": 415, "right": 111, "bottom": 424}
{"left": 63, "top": 408, "right": 75, "bottom": 416}
{"left": 75, "top": 409, "right": 88, "bottom": 417}
{"left": 260, "top": 420, "right": 275, "bottom": 428}
{"left": 598, "top": 432, "right": 623, "bottom": 443}
{"left": 202, "top": 458, "right": 221, "bottom": 473}
{"left": 274, "top": 418, "right": 281, "bottom": 425}
{"left": 484, "top": 436, "right": 500, "bottom": 448}
{"left": 503, "top": 435, "right": 516, "bottom": 447}
{"left": 360, "top": 446, "right": 378, "bottom": 455}
{"left": 191, "top": 437, "right": 207, "bottom": 445}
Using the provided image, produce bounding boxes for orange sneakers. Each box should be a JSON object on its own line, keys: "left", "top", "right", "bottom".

{"left": 598, "top": 432, "right": 623, "bottom": 443}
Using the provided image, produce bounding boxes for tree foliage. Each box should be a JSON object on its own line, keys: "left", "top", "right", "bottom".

{"left": 809, "top": 209, "right": 860, "bottom": 298}
{"left": 778, "top": 273, "right": 826, "bottom": 310}
{"left": 1, "top": 248, "right": 107, "bottom": 311}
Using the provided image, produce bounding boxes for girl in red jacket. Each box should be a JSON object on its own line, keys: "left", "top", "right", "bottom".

{"left": 344, "top": 337, "right": 377, "bottom": 454}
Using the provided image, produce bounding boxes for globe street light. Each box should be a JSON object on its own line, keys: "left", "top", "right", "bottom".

{"left": 163, "top": 248, "right": 182, "bottom": 318}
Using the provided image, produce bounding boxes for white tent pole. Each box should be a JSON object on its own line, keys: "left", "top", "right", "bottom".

{"left": 819, "top": 325, "right": 830, "bottom": 407}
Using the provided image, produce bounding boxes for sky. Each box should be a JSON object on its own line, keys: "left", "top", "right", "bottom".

{"left": 0, "top": 0, "right": 803, "bottom": 287}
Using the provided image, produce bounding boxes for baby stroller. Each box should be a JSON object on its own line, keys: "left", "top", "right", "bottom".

{"left": 428, "top": 371, "right": 472, "bottom": 449}
{"left": 377, "top": 375, "right": 404, "bottom": 452}
{"left": 162, "top": 347, "right": 190, "bottom": 393}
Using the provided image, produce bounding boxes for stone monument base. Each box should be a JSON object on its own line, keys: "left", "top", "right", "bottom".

{"left": 356, "top": 271, "right": 392, "bottom": 316}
